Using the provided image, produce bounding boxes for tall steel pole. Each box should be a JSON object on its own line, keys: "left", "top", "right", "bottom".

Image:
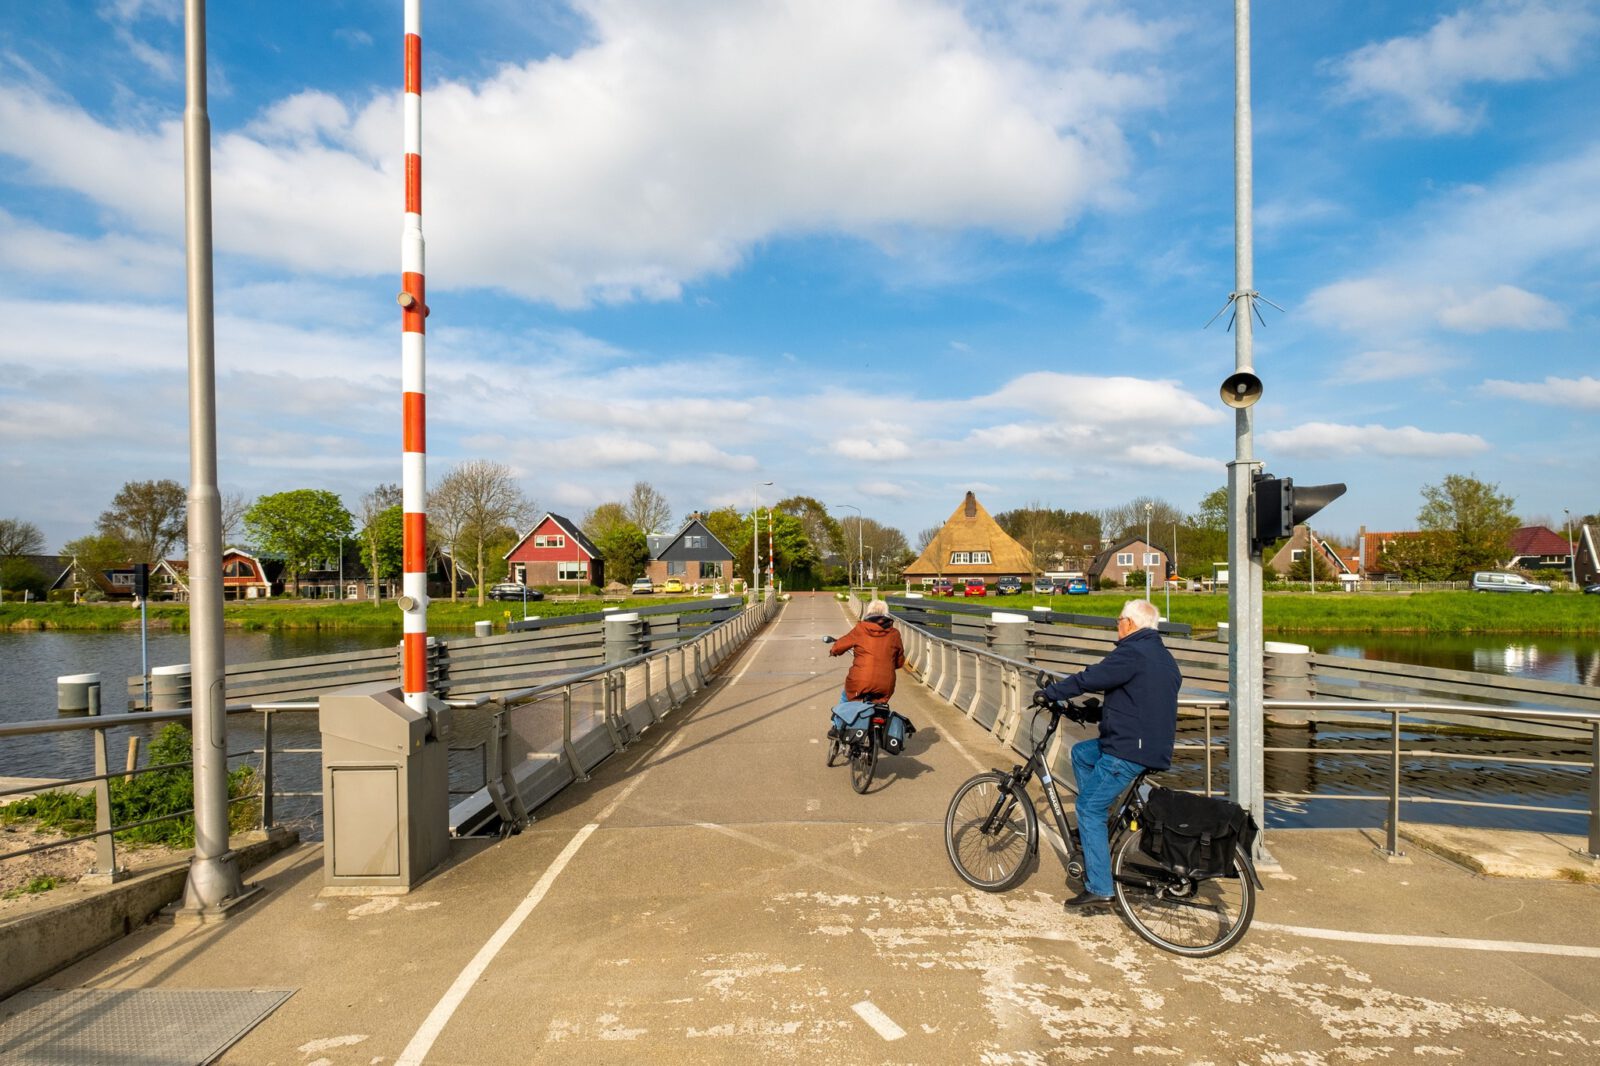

{"left": 1227, "top": 0, "right": 1268, "bottom": 851}
{"left": 399, "top": 0, "right": 430, "bottom": 713}
{"left": 179, "top": 0, "right": 246, "bottom": 915}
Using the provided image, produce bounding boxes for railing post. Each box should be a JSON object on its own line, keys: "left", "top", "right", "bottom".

{"left": 1203, "top": 704, "right": 1214, "bottom": 797}
{"left": 1587, "top": 720, "right": 1600, "bottom": 860}
{"left": 562, "top": 688, "right": 589, "bottom": 782}
{"left": 261, "top": 708, "right": 275, "bottom": 830}
{"left": 83, "top": 685, "right": 124, "bottom": 884}
{"left": 1382, "top": 709, "right": 1406, "bottom": 858}
{"left": 602, "top": 670, "right": 628, "bottom": 751}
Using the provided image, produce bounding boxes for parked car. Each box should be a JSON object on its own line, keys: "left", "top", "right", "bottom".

{"left": 963, "top": 578, "right": 987, "bottom": 597}
{"left": 1064, "top": 578, "right": 1090, "bottom": 595}
{"left": 995, "top": 576, "right": 1023, "bottom": 595}
{"left": 1582, "top": 583, "right": 1600, "bottom": 595}
{"left": 1032, "top": 576, "right": 1055, "bottom": 594}
{"left": 930, "top": 578, "right": 955, "bottom": 596}
{"left": 1470, "top": 571, "right": 1550, "bottom": 594}
{"left": 488, "top": 583, "right": 544, "bottom": 602}
{"left": 630, "top": 577, "right": 655, "bottom": 595}
{"left": 660, "top": 578, "right": 686, "bottom": 593}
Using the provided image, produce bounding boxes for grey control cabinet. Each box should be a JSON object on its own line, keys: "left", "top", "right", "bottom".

{"left": 320, "top": 682, "right": 453, "bottom": 891}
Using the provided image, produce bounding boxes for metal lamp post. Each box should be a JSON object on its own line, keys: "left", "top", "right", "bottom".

{"left": 752, "top": 481, "right": 772, "bottom": 596}
{"left": 1144, "top": 502, "right": 1154, "bottom": 603}
{"left": 1566, "top": 510, "right": 1578, "bottom": 588}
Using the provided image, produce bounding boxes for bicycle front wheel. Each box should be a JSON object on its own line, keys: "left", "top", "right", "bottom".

{"left": 1111, "top": 829, "right": 1255, "bottom": 957}
{"left": 849, "top": 736, "right": 878, "bottom": 793}
{"left": 945, "top": 772, "right": 1037, "bottom": 891}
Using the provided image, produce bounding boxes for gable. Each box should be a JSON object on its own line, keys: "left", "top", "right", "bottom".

{"left": 904, "top": 492, "right": 1035, "bottom": 575}
{"left": 505, "top": 512, "right": 600, "bottom": 560}
{"left": 654, "top": 519, "right": 732, "bottom": 562}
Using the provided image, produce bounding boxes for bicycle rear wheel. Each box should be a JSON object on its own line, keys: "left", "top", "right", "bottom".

{"left": 1111, "top": 829, "right": 1255, "bottom": 957}
{"left": 944, "top": 772, "right": 1037, "bottom": 891}
{"left": 849, "top": 736, "right": 877, "bottom": 793}
{"left": 826, "top": 735, "right": 844, "bottom": 766}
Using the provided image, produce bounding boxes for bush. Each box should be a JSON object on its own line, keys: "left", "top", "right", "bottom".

{"left": 0, "top": 724, "right": 258, "bottom": 848}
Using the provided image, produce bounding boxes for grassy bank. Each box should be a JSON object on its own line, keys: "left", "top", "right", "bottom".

{"left": 897, "top": 590, "right": 1600, "bottom": 636}
{"left": 0, "top": 594, "right": 710, "bottom": 633}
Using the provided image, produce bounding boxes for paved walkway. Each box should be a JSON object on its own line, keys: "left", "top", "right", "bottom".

{"left": 29, "top": 594, "right": 1600, "bottom": 1063}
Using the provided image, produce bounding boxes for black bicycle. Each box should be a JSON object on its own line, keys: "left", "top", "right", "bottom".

{"left": 943, "top": 682, "right": 1261, "bottom": 957}
{"left": 826, "top": 701, "right": 889, "bottom": 793}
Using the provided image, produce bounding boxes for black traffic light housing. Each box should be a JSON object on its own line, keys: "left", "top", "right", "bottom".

{"left": 1251, "top": 475, "right": 1346, "bottom": 555}
{"left": 133, "top": 562, "right": 150, "bottom": 599}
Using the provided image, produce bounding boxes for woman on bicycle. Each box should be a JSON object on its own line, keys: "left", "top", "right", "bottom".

{"left": 1036, "top": 598, "right": 1180, "bottom": 909}
{"left": 826, "top": 598, "right": 905, "bottom": 736}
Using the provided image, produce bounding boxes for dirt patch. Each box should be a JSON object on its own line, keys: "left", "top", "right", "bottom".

{"left": 1, "top": 823, "right": 188, "bottom": 912}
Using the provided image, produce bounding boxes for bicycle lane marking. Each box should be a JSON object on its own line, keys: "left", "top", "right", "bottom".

{"left": 398, "top": 615, "right": 773, "bottom": 1064}
{"left": 1252, "top": 922, "right": 1600, "bottom": 958}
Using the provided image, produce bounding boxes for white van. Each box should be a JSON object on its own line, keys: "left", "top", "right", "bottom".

{"left": 1470, "top": 571, "right": 1551, "bottom": 594}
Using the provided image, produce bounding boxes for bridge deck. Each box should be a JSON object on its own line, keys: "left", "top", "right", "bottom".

{"left": 24, "top": 594, "right": 1600, "bottom": 1063}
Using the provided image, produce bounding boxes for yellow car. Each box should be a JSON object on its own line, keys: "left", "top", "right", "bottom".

{"left": 660, "top": 578, "right": 687, "bottom": 594}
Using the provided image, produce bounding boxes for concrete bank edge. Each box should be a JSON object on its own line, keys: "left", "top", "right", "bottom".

{"left": 0, "top": 829, "right": 299, "bottom": 1001}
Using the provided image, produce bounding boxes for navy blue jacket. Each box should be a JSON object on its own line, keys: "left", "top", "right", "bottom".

{"left": 1041, "top": 626, "right": 1180, "bottom": 770}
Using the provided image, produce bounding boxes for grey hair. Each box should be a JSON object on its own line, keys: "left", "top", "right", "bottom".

{"left": 1120, "top": 599, "right": 1160, "bottom": 631}
{"left": 864, "top": 598, "right": 890, "bottom": 618}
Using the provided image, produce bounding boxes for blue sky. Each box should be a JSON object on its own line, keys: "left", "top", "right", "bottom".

{"left": 2, "top": 0, "right": 1597, "bottom": 552}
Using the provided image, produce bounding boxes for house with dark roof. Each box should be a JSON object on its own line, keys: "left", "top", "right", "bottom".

{"left": 1268, "top": 525, "right": 1355, "bottom": 578}
{"left": 504, "top": 513, "right": 604, "bottom": 588}
{"left": 1505, "top": 525, "right": 1573, "bottom": 571}
{"left": 1088, "top": 537, "right": 1171, "bottom": 589}
{"left": 647, "top": 514, "right": 732, "bottom": 589}
{"left": 0, "top": 554, "right": 75, "bottom": 598}
{"left": 1577, "top": 524, "right": 1598, "bottom": 585}
{"left": 904, "top": 492, "right": 1033, "bottom": 585}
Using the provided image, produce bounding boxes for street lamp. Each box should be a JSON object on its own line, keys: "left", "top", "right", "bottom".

{"left": 1144, "top": 502, "right": 1154, "bottom": 603}
{"left": 1565, "top": 509, "right": 1577, "bottom": 588}
{"left": 752, "top": 481, "right": 772, "bottom": 596}
{"left": 836, "top": 503, "right": 862, "bottom": 588}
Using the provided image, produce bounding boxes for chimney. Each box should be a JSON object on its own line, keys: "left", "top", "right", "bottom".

{"left": 964, "top": 492, "right": 977, "bottom": 518}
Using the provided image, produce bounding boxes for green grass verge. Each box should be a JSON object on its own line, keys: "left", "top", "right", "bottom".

{"left": 2, "top": 876, "right": 60, "bottom": 900}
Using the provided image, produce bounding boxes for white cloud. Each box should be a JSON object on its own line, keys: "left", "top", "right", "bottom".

{"left": 859, "top": 480, "right": 915, "bottom": 500}
{"left": 0, "top": 0, "right": 1170, "bottom": 307}
{"left": 832, "top": 437, "right": 914, "bottom": 461}
{"left": 0, "top": 212, "right": 181, "bottom": 294}
{"left": 979, "top": 371, "right": 1221, "bottom": 428}
{"left": 1336, "top": 348, "right": 1455, "bottom": 383}
{"left": 1259, "top": 422, "right": 1490, "bottom": 458}
{"left": 1330, "top": 0, "right": 1599, "bottom": 134}
{"left": 1436, "top": 284, "right": 1564, "bottom": 331}
{"left": 1480, "top": 375, "right": 1600, "bottom": 409}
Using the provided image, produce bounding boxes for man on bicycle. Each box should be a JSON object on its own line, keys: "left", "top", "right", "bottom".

{"left": 827, "top": 598, "right": 905, "bottom": 736}
{"left": 1036, "top": 598, "right": 1180, "bottom": 909}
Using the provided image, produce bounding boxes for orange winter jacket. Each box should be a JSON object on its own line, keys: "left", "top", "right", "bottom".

{"left": 830, "top": 615, "right": 906, "bottom": 701}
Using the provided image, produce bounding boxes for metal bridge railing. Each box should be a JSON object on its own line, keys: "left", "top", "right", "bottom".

{"left": 893, "top": 612, "right": 1600, "bottom": 861}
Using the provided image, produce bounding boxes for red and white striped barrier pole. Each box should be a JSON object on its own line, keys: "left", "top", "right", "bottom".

{"left": 399, "top": 0, "right": 429, "bottom": 713}
{"left": 767, "top": 507, "right": 774, "bottom": 586}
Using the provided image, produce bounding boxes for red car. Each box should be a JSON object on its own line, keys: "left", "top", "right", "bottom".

{"left": 931, "top": 578, "right": 955, "bottom": 596}
{"left": 963, "top": 579, "right": 987, "bottom": 596}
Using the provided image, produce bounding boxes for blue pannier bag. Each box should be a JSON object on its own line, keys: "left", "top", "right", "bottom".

{"left": 882, "top": 711, "right": 915, "bottom": 756}
{"left": 831, "top": 702, "right": 873, "bottom": 736}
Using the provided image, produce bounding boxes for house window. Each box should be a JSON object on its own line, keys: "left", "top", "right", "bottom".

{"left": 1144, "top": 552, "right": 1160, "bottom": 566}
{"left": 684, "top": 535, "right": 705, "bottom": 548}
{"left": 514, "top": 564, "right": 527, "bottom": 584}
{"left": 1116, "top": 553, "right": 1134, "bottom": 567}
{"left": 701, "top": 561, "right": 723, "bottom": 579}
{"left": 667, "top": 560, "right": 687, "bottom": 576}
{"left": 949, "top": 552, "right": 969, "bottom": 564}
{"left": 534, "top": 534, "right": 566, "bottom": 549}
{"left": 971, "top": 551, "right": 992, "bottom": 564}
{"left": 555, "top": 561, "right": 587, "bottom": 581}
{"left": 111, "top": 572, "right": 134, "bottom": 587}
{"left": 1290, "top": 550, "right": 1305, "bottom": 562}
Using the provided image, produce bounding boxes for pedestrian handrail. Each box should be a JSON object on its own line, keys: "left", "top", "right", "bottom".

{"left": 888, "top": 608, "right": 1600, "bottom": 861}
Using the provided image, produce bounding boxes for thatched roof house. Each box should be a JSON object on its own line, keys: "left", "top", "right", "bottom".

{"left": 904, "top": 491, "right": 1034, "bottom": 584}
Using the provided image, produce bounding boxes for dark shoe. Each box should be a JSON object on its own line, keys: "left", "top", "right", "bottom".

{"left": 827, "top": 726, "right": 840, "bottom": 740}
{"left": 1064, "top": 890, "right": 1114, "bottom": 909}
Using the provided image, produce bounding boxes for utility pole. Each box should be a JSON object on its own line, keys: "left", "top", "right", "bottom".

{"left": 178, "top": 0, "right": 248, "bottom": 918}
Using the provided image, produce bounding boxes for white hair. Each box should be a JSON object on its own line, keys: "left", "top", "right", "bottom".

{"left": 1120, "top": 599, "right": 1160, "bottom": 631}
{"left": 864, "top": 598, "right": 890, "bottom": 618}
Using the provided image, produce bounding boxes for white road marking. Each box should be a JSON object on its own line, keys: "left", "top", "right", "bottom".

{"left": 851, "top": 1000, "right": 906, "bottom": 1041}
{"left": 1254, "top": 922, "right": 1600, "bottom": 958}
{"left": 397, "top": 824, "right": 597, "bottom": 1066}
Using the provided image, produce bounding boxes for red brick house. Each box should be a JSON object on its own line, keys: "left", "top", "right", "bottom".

{"left": 1088, "top": 537, "right": 1170, "bottom": 589}
{"left": 504, "top": 513, "right": 603, "bottom": 588}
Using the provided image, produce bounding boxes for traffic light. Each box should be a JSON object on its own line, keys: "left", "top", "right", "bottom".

{"left": 133, "top": 562, "right": 150, "bottom": 599}
{"left": 1251, "top": 475, "right": 1346, "bottom": 554}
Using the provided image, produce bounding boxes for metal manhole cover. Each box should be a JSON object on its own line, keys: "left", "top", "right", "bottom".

{"left": 0, "top": 987, "right": 295, "bottom": 1065}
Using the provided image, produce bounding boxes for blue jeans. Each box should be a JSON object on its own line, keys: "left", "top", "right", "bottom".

{"left": 1071, "top": 739, "right": 1144, "bottom": 897}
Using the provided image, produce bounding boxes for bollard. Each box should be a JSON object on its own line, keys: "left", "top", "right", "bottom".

{"left": 1264, "top": 641, "right": 1313, "bottom": 724}
{"left": 150, "top": 663, "right": 191, "bottom": 711}
{"left": 57, "top": 673, "right": 101, "bottom": 715}
{"left": 474, "top": 620, "right": 492, "bottom": 637}
{"left": 1216, "top": 622, "right": 1229, "bottom": 643}
{"left": 604, "top": 612, "right": 644, "bottom": 664}
{"left": 988, "top": 612, "right": 1030, "bottom": 662}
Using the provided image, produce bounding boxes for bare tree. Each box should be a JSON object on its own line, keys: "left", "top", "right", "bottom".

{"left": 428, "top": 474, "right": 472, "bottom": 602}
{"left": 624, "top": 481, "right": 672, "bottom": 534}
{"left": 0, "top": 518, "right": 46, "bottom": 558}
{"left": 220, "top": 491, "right": 251, "bottom": 547}
{"left": 436, "top": 461, "right": 534, "bottom": 606}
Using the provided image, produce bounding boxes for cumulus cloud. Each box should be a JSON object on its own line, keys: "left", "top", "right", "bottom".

{"left": 1336, "top": 348, "right": 1456, "bottom": 383}
{"left": 1259, "top": 422, "right": 1489, "bottom": 458}
{"left": 1306, "top": 278, "right": 1566, "bottom": 335}
{"left": 1330, "top": 0, "right": 1599, "bottom": 134}
{"left": 0, "top": 0, "right": 1169, "bottom": 308}
{"left": 1436, "top": 284, "right": 1564, "bottom": 331}
{"left": 979, "top": 371, "right": 1221, "bottom": 428}
{"left": 1480, "top": 375, "right": 1600, "bottom": 409}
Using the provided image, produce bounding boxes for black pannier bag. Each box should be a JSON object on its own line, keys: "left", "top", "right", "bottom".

{"left": 882, "top": 711, "right": 915, "bottom": 756}
{"left": 1138, "top": 786, "right": 1258, "bottom": 879}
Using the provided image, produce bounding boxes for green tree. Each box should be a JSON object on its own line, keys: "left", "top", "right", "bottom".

{"left": 1378, "top": 531, "right": 1456, "bottom": 582}
{"left": 584, "top": 503, "right": 650, "bottom": 585}
{"left": 0, "top": 557, "right": 49, "bottom": 598}
{"left": 701, "top": 506, "right": 753, "bottom": 586}
{"left": 1417, "top": 474, "right": 1519, "bottom": 578}
{"left": 244, "top": 490, "right": 353, "bottom": 595}
{"left": 357, "top": 484, "right": 403, "bottom": 603}
{"left": 0, "top": 518, "right": 46, "bottom": 558}
{"left": 98, "top": 479, "right": 187, "bottom": 563}
{"left": 1179, "top": 486, "right": 1231, "bottom": 580}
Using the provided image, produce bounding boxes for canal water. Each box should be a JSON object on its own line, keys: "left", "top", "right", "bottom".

{"left": 2, "top": 629, "right": 1594, "bottom": 836}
